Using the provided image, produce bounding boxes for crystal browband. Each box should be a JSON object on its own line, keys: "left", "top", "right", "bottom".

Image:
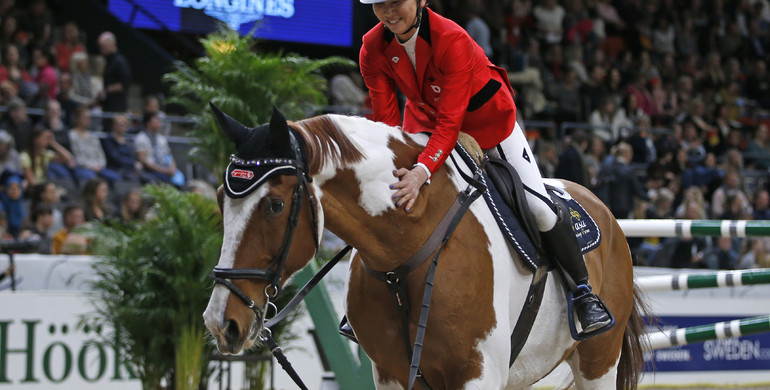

{"left": 229, "top": 155, "right": 297, "bottom": 167}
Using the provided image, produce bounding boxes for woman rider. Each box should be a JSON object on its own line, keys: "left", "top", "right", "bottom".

{"left": 342, "top": 0, "right": 612, "bottom": 339}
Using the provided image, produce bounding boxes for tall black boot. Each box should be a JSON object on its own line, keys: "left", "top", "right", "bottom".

{"left": 541, "top": 203, "right": 613, "bottom": 337}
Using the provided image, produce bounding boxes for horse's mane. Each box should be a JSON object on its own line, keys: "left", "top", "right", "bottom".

{"left": 290, "top": 115, "right": 365, "bottom": 174}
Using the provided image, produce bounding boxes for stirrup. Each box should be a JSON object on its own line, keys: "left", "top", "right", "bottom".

{"left": 338, "top": 316, "right": 359, "bottom": 344}
{"left": 566, "top": 284, "right": 615, "bottom": 341}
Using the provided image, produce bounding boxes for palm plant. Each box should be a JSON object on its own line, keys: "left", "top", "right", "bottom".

{"left": 163, "top": 28, "right": 357, "bottom": 177}
{"left": 83, "top": 185, "right": 222, "bottom": 390}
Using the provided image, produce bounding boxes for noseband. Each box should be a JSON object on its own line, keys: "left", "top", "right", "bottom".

{"left": 209, "top": 130, "right": 320, "bottom": 337}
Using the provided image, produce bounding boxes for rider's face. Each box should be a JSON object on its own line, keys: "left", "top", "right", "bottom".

{"left": 373, "top": 0, "right": 425, "bottom": 42}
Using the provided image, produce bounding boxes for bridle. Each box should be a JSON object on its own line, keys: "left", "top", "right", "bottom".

{"left": 209, "top": 130, "right": 320, "bottom": 339}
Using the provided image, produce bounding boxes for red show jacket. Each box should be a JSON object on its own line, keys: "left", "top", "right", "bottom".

{"left": 360, "top": 7, "right": 517, "bottom": 174}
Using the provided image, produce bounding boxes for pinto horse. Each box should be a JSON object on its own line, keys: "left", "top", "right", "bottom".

{"left": 203, "top": 105, "right": 646, "bottom": 389}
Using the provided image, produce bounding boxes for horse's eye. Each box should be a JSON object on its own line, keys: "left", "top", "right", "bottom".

{"left": 266, "top": 199, "right": 284, "bottom": 215}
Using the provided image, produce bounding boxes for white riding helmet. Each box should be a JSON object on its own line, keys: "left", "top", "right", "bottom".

{"left": 360, "top": 0, "right": 389, "bottom": 3}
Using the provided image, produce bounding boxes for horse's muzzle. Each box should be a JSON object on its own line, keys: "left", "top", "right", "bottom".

{"left": 207, "top": 317, "right": 258, "bottom": 354}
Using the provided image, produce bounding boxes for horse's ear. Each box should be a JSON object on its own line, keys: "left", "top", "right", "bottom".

{"left": 210, "top": 102, "right": 250, "bottom": 145}
{"left": 269, "top": 107, "right": 291, "bottom": 151}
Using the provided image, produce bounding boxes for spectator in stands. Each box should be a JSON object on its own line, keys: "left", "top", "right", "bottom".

{"left": 705, "top": 103, "right": 733, "bottom": 155}
{"left": 587, "top": 96, "right": 623, "bottom": 144}
{"left": 532, "top": 0, "right": 564, "bottom": 44}
{"left": 614, "top": 93, "right": 647, "bottom": 134}
{"left": 463, "top": 2, "right": 492, "bottom": 58}
{"left": 604, "top": 66, "right": 624, "bottom": 106}
{"left": 81, "top": 178, "right": 112, "bottom": 222}
{"left": 675, "top": 186, "right": 708, "bottom": 218}
{"left": 55, "top": 21, "right": 84, "bottom": 73}
{"left": 1, "top": 97, "right": 31, "bottom": 152}
{"left": 97, "top": 31, "right": 131, "bottom": 126}
{"left": 68, "top": 105, "right": 121, "bottom": 185}
{"left": 703, "top": 237, "right": 741, "bottom": 270}
{"left": 0, "top": 41, "right": 25, "bottom": 81}
{"left": 658, "top": 201, "right": 712, "bottom": 268}
{"left": 57, "top": 72, "right": 78, "bottom": 127}
{"left": 135, "top": 111, "right": 184, "bottom": 187}
{"left": 329, "top": 70, "right": 369, "bottom": 115}
{"left": 745, "top": 59, "right": 770, "bottom": 109}
{"left": 30, "top": 181, "right": 63, "bottom": 234}
{"left": 51, "top": 203, "right": 86, "bottom": 255}
{"left": 753, "top": 189, "right": 770, "bottom": 220}
{"left": 624, "top": 72, "right": 656, "bottom": 117}
{"left": 554, "top": 129, "right": 589, "bottom": 186}
{"left": 142, "top": 94, "right": 170, "bottom": 135}
{"left": 19, "top": 0, "right": 52, "bottom": 48}
{"left": 20, "top": 127, "right": 74, "bottom": 188}
{"left": 548, "top": 66, "right": 581, "bottom": 121}
{"left": 711, "top": 169, "right": 752, "bottom": 219}
{"left": 186, "top": 179, "right": 217, "bottom": 200}
{"left": 69, "top": 52, "right": 97, "bottom": 108}
{"left": 738, "top": 237, "right": 770, "bottom": 269}
{"left": 721, "top": 192, "right": 753, "bottom": 220}
{"left": 652, "top": 15, "right": 675, "bottom": 56}
{"left": 744, "top": 123, "right": 770, "bottom": 170}
{"left": 40, "top": 99, "right": 71, "bottom": 152}
{"left": 23, "top": 204, "right": 53, "bottom": 254}
{"left": 0, "top": 130, "right": 20, "bottom": 181}
{"left": 537, "top": 141, "right": 558, "bottom": 178}
{"left": 595, "top": 142, "right": 649, "bottom": 219}
{"left": 0, "top": 80, "right": 16, "bottom": 106}
{"left": 580, "top": 64, "right": 609, "bottom": 115}
{"left": 101, "top": 113, "right": 142, "bottom": 182}
{"left": 118, "top": 187, "right": 146, "bottom": 223}
{"left": 595, "top": 0, "right": 626, "bottom": 36}
{"left": 682, "top": 151, "right": 723, "bottom": 198}
{"left": 680, "top": 120, "right": 707, "bottom": 165}
{"left": 743, "top": 19, "right": 768, "bottom": 61}
{"left": 583, "top": 136, "right": 607, "bottom": 188}
{"left": 633, "top": 187, "right": 676, "bottom": 266}
{"left": 699, "top": 51, "right": 727, "bottom": 91}
{"left": 0, "top": 175, "right": 24, "bottom": 237}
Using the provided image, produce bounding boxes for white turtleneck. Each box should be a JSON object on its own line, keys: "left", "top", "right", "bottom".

{"left": 397, "top": 27, "right": 419, "bottom": 72}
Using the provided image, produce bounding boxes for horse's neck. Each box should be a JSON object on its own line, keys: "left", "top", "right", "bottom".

{"left": 318, "top": 160, "right": 453, "bottom": 271}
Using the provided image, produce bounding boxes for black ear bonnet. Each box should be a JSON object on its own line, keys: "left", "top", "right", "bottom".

{"left": 210, "top": 103, "right": 309, "bottom": 198}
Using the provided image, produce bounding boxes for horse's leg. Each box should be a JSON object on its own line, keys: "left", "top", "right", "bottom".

{"left": 372, "top": 363, "right": 405, "bottom": 390}
{"left": 566, "top": 350, "right": 619, "bottom": 389}
{"left": 563, "top": 181, "right": 636, "bottom": 388}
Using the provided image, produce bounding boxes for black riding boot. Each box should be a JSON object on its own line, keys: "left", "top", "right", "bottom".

{"left": 541, "top": 203, "right": 613, "bottom": 337}
{"left": 339, "top": 315, "right": 358, "bottom": 343}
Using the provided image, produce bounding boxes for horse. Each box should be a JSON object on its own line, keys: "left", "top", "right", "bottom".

{"left": 202, "top": 104, "right": 647, "bottom": 389}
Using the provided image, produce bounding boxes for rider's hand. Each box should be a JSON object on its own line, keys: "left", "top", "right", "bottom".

{"left": 390, "top": 166, "right": 429, "bottom": 212}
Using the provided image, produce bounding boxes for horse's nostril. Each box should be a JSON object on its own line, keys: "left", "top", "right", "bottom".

{"left": 223, "top": 320, "right": 240, "bottom": 344}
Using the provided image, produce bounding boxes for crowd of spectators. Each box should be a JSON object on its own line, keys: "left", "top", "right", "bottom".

{"left": 0, "top": 0, "right": 766, "bottom": 273}
{"left": 0, "top": 0, "right": 194, "bottom": 261}
{"left": 433, "top": 0, "right": 770, "bottom": 270}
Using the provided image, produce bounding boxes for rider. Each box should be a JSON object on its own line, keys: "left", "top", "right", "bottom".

{"left": 342, "top": 0, "right": 612, "bottom": 339}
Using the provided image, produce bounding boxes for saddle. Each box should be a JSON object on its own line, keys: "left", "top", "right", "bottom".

{"left": 453, "top": 138, "right": 603, "bottom": 362}
{"left": 453, "top": 139, "right": 602, "bottom": 271}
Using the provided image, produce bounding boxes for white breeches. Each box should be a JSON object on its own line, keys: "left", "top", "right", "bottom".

{"left": 486, "top": 122, "right": 558, "bottom": 232}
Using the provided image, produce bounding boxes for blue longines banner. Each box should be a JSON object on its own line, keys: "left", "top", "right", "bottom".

{"left": 108, "top": 0, "right": 353, "bottom": 47}
{"left": 645, "top": 316, "right": 770, "bottom": 371}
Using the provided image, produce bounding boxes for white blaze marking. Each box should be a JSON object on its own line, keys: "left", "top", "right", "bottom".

{"left": 203, "top": 186, "right": 268, "bottom": 330}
